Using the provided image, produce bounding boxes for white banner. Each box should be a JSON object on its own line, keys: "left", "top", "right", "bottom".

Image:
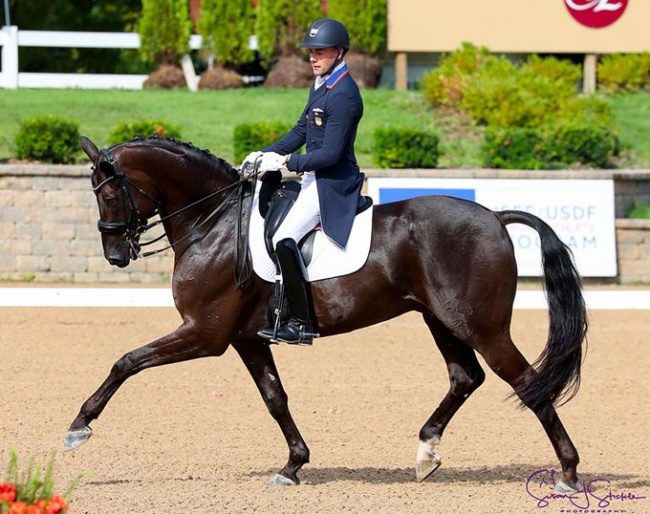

{"left": 367, "top": 178, "right": 617, "bottom": 277}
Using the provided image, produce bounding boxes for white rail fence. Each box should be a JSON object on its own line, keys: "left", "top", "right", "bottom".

{"left": 0, "top": 27, "right": 202, "bottom": 90}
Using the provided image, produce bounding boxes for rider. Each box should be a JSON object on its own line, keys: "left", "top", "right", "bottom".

{"left": 243, "top": 18, "right": 365, "bottom": 346}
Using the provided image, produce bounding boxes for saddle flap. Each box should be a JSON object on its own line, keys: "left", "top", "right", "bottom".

{"left": 261, "top": 177, "right": 301, "bottom": 256}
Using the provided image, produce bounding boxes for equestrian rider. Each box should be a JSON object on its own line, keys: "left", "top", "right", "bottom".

{"left": 243, "top": 18, "right": 365, "bottom": 346}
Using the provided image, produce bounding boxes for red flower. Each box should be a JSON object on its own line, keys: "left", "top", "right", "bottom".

{"left": 7, "top": 500, "right": 28, "bottom": 514}
{"left": 0, "top": 482, "right": 17, "bottom": 502}
{"left": 44, "top": 494, "right": 69, "bottom": 514}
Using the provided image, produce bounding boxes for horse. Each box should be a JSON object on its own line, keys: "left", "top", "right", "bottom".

{"left": 67, "top": 135, "right": 587, "bottom": 490}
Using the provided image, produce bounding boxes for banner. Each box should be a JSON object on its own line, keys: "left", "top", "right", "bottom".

{"left": 367, "top": 178, "right": 617, "bottom": 277}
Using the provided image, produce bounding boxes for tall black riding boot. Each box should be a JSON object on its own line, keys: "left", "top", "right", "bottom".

{"left": 257, "top": 238, "right": 317, "bottom": 346}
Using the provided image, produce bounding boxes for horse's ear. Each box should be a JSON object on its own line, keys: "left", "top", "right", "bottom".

{"left": 80, "top": 136, "right": 100, "bottom": 163}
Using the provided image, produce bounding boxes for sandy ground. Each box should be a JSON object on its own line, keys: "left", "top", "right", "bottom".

{"left": 1, "top": 305, "right": 649, "bottom": 514}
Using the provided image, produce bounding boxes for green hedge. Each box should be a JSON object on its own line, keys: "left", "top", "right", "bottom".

{"left": 482, "top": 128, "right": 547, "bottom": 170}
{"left": 482, "top": 125, "right": 619, "bottom": 169}
{"left": 14, "top": 115, "right": 80, "bottom": 164}
{"left": 373, "top": 127, "right": 439, "bottom": 168}
{"left": 109, "top": 119, "right": 182, "bottom": 145}
{"left": 233, "top": 120, "right": 292, "bottom": 164}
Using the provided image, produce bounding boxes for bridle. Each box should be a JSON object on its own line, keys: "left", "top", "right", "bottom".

{"left": 92, "top": 148, "right": 159, "bottom": 238}
{"left": 91, "top": 147, "right": 259, "bottom": 286}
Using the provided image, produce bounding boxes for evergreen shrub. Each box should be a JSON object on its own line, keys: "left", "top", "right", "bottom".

{"left": 109, "top": 120, "right": 182, "bottom": 145}
{"left": 233, "top": 120, "right": 293, "bottom": 164}
{"left": 373, "top": 127, "right": 439, "bottom": 168}
{"left": 14, "top": 115, "right": 80, "bottom": 164}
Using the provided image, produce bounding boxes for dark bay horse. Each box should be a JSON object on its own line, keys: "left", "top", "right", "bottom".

{"left": 68, "top": 135, "right": 587, "bottom": 490}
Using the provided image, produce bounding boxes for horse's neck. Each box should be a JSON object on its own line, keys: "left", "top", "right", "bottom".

{"left": 157, "top": 166, "right": 245, "bottom": 252}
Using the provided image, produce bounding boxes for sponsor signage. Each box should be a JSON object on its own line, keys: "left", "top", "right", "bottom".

{"left": 367, "top": 178, "right": 617, "bottom": 277}
{"left": 563, "top": 0, "right": 629, "bottom": 29}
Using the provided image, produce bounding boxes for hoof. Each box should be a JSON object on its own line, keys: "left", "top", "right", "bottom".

{"left": 267, "top": 473, "right": 299, "bottom": 486}
{"left": 64, "top": 426, "right": 92, "bottom": 451}
{"left": 415, "top": 451, "right": 442, "bottom": 483}
{"left": 555, "top": 478, "right": 580, "bottom": 493}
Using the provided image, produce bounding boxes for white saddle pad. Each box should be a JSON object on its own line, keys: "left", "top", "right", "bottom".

{"left": 248, "top": 186, "right": 373, "bottom": 283}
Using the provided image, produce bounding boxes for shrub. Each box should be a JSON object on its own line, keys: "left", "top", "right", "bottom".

{"left": 598, "top": 53, "right": 650, "bottom": 94}
{"left": 482, "top": 125, "right": 619, "bottom": 169}
{"left": 522, "top": 54, "right": 582, "bottom": 90}
{"left": 421, "top": 42, "right": 491, "bottom": 108}
{"left": 557, "top": 94, "right": 615, "bottom": 129}
{"left": 109, "top": 120, "right": 182, "bottom": 145}
{"left": 373, "top": 127, "right": 439, "bottom": 168}
{"left": 233, "top": 120, "right": 293, "bottom": 163}
{"left": 461, "top": 55, "right": 579, "bottom": 129}
{"left": 548, "top": 124, "right": 619, "bottom": 168}
{"left": 14, "top": 115, "right": 80, "bottom": 164}
{"left": 482, "top": 128, "right": 548, "bottom": 170}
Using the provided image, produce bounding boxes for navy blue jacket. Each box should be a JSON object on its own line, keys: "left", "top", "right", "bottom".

{"left": 264, "top": 63, "right": 364, "bottom": 248}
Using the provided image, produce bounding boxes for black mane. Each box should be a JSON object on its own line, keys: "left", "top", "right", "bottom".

{"left": 122, "top": 135, "right": 236, "bottom": 177}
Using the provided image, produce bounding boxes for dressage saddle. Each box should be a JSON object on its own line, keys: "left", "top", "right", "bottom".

{"left": 258, "top": 170, "right": 372, "bottom": 266}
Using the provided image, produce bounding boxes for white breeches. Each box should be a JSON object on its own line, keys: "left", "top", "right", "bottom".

{"left": 272, "top": 172, "right": 321, "bottom": 247}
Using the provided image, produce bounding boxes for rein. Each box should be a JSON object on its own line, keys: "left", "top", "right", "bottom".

{"left": 93, "top": 147, "right": 260, "bottom": 286}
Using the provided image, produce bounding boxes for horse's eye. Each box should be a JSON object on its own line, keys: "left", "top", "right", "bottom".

{"left": 103, "top": 195, "right": 119, "bottom": 208}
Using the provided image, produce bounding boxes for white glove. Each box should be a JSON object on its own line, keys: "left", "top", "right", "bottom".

{"left": 241, "top": 150, "right": 263, "bottom": 171}
{"left": 258, "top": 151, "right": 288, "bottom": 172}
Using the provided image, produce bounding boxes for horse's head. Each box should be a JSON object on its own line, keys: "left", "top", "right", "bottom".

{"left": 81, "top": 136, "right": 161, "bottom": 268}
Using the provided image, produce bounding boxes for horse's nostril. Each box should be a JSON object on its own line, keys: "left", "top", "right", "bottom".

{"left": 107, "top": 256, "right": 128, "bottom": 267}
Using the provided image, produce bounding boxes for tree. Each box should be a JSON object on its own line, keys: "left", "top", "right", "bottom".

{"left": 327, "top": 0, "right": 387, "bottom": 88}
{"left": 327, "top": 0, "right": 387, "bottom": 56}
{"left": 198, "top": 0, "right": 255, "bottom": 69}
{"left": 255, "top": 0, "right": 325, "bottom": 64}
{"left": 138, "top": 0, "right": 193, "bottom": 66}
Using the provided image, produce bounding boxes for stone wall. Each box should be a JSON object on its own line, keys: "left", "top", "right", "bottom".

{"left": 0, "top": 164, "right": 171, "bottom": 283}
{"left": 1, "top": 165, "right": 649, "bottom": 283}
{"left": 615, "top": 219, "right": 650, "bottom": 283}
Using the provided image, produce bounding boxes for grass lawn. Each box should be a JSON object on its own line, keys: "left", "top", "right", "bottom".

{"left": 0, "top": 88, "right": 446, "bottom": 168}
{"left": 0, "top": 87, "right": 649, "bottom": 168}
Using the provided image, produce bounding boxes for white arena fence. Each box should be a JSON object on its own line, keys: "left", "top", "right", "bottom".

{"left": 0, "top": 26, "right": 203, "bottom": 90}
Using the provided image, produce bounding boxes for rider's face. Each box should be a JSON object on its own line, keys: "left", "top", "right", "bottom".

{"left": 308, "top": 47, "right": 341, "bottom": 76}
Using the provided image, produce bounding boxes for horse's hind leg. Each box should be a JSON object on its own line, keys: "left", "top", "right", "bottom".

{"left": 65, "top": 324, "right": 212, "bottom": 451}
{"left": 233, "top": 343, "right": 309, "bottom": 486}
{"left": 478, "top": 336, "right": 580, "bottom": 491}
{"left": 416, "top": 312, "right": 486, "bottom": 482}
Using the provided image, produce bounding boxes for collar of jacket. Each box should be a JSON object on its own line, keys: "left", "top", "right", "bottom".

{"left": 326, "top": 63, "right": 349, "bottom": 89}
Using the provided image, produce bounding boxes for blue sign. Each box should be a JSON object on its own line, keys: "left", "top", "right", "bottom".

{"left": 378, "top": 188, "right": 476, "bottom": 204}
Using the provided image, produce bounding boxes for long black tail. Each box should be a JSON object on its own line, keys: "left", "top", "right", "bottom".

{"left": 498, "top": 210, "right": 588, "bottom": 414}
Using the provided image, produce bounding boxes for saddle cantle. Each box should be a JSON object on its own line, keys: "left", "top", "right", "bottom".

{"left": 249, "top": 171, "right": 373, "bottom": 282}
{"left": 258, "top": 170, "right": 373, "bottom": 267}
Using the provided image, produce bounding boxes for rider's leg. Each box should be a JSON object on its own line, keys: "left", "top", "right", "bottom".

{"left": 263, "top": 238, "right": 317, "bottom": 345}
{"left": 258, "top": 173, "right": 320, "bottom": 345}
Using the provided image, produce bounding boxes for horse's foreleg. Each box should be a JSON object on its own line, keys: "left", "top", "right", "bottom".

{"left": 233, "top": 343, "right": 309, "bottom": 486}
{"left": 416, "top": 313, "right": 486, "bottom": 482}
{"left": 65, "top": 325, "right": 210, "bottom": 451}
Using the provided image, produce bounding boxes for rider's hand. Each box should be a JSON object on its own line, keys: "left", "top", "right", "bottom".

{"left": 258, "top": 152, "right": 289, "bottom": 172}
{"left": 241, "top": 151, "right": 263, "bottom": 172}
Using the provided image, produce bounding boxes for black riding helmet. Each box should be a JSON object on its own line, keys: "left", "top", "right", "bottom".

{"left": 301, "top": 18, "right": 350, "bottom": 53}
